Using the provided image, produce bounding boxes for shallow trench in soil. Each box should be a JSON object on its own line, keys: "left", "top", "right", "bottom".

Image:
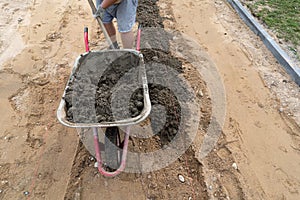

{"left": 63, "top": 0, "right": 214, "bottom": 199}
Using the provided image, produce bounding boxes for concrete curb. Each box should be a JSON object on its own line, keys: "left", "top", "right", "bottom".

{"left": 227, "top": 0, "right": 300, "bottom": 86}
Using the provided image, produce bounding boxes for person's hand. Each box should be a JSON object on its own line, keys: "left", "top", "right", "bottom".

{"left": 94, "top": 5, "right": 105, "bottom": 19}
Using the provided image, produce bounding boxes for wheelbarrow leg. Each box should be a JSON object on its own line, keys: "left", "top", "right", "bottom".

{"left": 105, "top": 127, "right": 121, "bottom": 170}
{"left": 93, "top": 126, "right": 131, "bottom": 177}
{"left": 93, "top": 127, "right": 103, "bottom": 167}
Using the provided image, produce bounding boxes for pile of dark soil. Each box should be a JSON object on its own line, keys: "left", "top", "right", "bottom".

{"left": 136, "top": 0, "right": 164, "bottom": 28}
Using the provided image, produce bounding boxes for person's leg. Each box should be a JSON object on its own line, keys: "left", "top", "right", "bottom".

{"left": 104, "top": 22, "right": 116, "bottom": 41}
{"left": 120, "top": 31, "right": 134, "bottom": 49}
{"left": 104, "top": 22, "right": 119, "bottom": 48}
{"left": 98, "top": 2, "right": 119, "bottom": 48}
{"left": 116, "top": 0, "right": 138, "bottom": 49}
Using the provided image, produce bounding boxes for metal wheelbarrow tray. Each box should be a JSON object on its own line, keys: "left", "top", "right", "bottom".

{"left": 57, "top": 49, "right": 151, "bottom": 127}
{"left": 57, "top": 49, "right": 151, "bottom": 176}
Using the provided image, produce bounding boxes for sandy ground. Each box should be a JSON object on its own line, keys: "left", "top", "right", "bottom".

{"left": 0, "top": 0, "right": 300, "bottom": 199}
{"left": 172, "top": 0, "right": 300, "bottom": 199}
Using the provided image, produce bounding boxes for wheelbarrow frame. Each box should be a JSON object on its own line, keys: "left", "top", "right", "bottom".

{"left": 56, "top": 49, "right": 151, "bottom": 177}
{"left": 57, "top": 0, "right": 150, "bottom": 176}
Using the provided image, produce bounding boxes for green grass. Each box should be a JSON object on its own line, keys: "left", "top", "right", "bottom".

{"left": 246, "top": 0, "right": 300, "bottom": 56}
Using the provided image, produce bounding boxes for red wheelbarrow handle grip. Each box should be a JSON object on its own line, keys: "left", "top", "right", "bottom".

{"left": 84, "top": 27, "right": 90, "bottom": 52}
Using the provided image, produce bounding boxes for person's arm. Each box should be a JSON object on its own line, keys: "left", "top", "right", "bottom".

{"left": 101, "top": 0, "right": 118, "bottom": 8}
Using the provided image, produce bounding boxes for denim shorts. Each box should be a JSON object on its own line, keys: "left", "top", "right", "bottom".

{"left": 96, "top": 0, "right": 138, "bottom": 33}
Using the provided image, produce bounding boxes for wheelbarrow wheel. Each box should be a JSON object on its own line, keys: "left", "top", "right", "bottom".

{"left": 105, "top": 127, "right": 121, "bottom": 170}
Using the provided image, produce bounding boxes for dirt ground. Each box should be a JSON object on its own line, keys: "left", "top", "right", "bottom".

{"left": 0, "top": 0, "right": 300, "bottom": 200}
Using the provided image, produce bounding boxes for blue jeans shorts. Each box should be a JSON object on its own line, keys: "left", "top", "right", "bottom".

{"left": 96, "top": 0, "right": 138, "bottom": 33}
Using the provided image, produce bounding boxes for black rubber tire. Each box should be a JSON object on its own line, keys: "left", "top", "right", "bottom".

{"left": 105, "top": 127, "right": 121, "bottom": 170}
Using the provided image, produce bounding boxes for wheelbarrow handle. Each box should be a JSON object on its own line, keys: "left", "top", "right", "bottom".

{"left": 87, "top": 0, "right": 114, "bottom": 48}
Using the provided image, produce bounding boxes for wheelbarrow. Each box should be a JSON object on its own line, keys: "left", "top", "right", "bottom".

{"left": 57, "top": 0, "right": 151, "bottom": 177}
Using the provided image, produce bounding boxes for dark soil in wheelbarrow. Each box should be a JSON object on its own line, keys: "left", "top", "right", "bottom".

{"left": 64, "top": 51, "right": 145, "bottom": 123}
